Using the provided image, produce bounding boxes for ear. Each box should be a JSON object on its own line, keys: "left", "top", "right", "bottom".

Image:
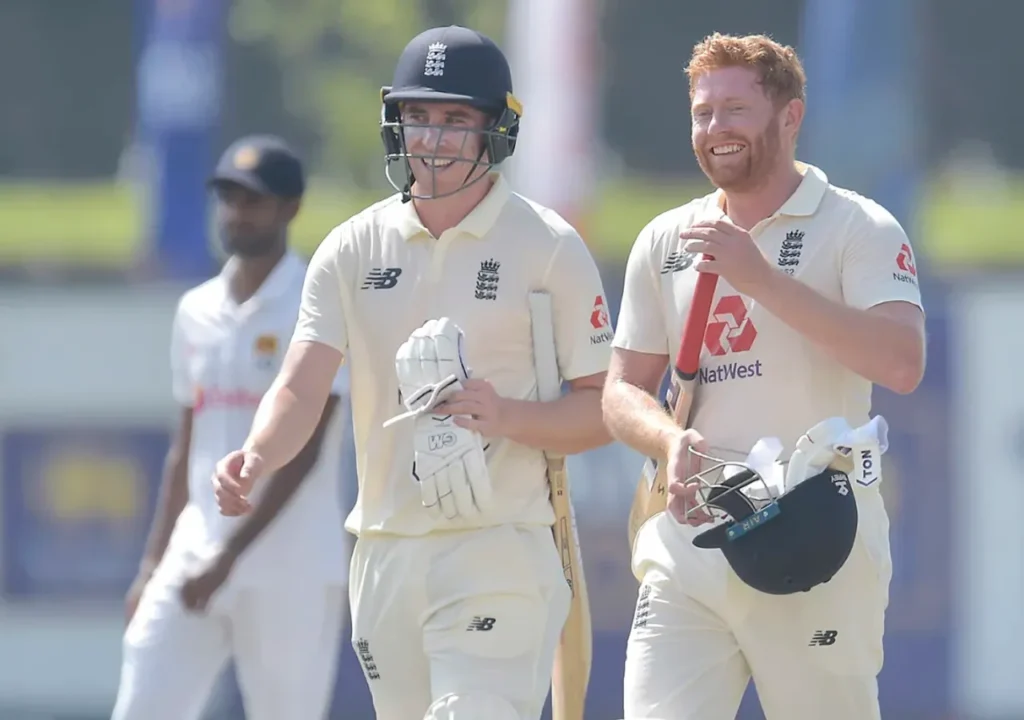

{"left": 782, "top": 98, "right": 805, "bottom": 140}
{"left": 280, "top": 197, "right": 301, "bottom": 223}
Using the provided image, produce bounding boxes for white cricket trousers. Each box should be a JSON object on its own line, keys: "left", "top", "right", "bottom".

{"left": 349, "top": 524, "right": 570, "bottom": 720}
{"left": 111, "top": 560, "right": 345, "bottom": 720}
{"left": 624, "top": 488, "right": 892, "bottom": 720}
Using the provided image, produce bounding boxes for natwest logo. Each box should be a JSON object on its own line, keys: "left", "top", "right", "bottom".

{"left": 704, "top": 295, "right": 757, "bottom": 356}
{"left": 589, "top": 295, "right": 613, "bottom": 346}
{"left": 194, "top": 386, "right": 264, "bottom": 414}
{"left": 590, "top": 295, "right": 610, "bottom": 330}
{"left": 700, "top": 295, "right": 762, "bottom": 385}
{"left": 894, "top": 243, "right": 918, "bottom": 286}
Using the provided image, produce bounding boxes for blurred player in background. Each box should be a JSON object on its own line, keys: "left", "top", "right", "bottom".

{"left": 113, "top": 135, "right": 351, "bottom": 720}
{"left": 602, "top": 33, "right": 926, "bottom": 719}
{"left": 212, "top": 25, "right": 612, "bottom": 720}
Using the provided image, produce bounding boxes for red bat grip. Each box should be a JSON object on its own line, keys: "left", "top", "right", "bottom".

{"left": 674, "top": 267, "right": 719, "bottom": 379}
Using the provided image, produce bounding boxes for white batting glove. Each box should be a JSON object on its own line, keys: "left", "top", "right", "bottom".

{"left": 383, "top": 318, "right": 493, "bottom": 520}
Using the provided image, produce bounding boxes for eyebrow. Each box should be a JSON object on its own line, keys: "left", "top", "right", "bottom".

{"left": 693, "top": 96, "right": 749, "bottom": 106}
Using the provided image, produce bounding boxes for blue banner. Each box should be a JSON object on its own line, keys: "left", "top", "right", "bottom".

{"left": 1, "top": 426, "right": 169, "bottom": 600}
{"left": 798, "top": 0, "right": 921, "bottom": 231}
{"left": 136, "top": 0, "right": 228, "bottom": 280}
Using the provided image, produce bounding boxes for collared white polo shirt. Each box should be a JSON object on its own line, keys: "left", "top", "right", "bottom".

{"left": 167, "top": 251, "right": 350, "bottom": 585}
{"left": 292, "top": 174, "right": 613, "bottom": 537}
{"left": 614, "top": 162, "right": 924, "bottom": 459}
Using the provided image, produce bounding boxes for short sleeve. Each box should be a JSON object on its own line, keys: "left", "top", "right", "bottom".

{"left": 545, "top": 231, "right": 613, "bottom": 381}
{"left": 841, "top": 206, "right": 924, "bottom": 312}
{"left": 291, "top": 226, "right": 350, "bottom": 353}
{"left": 612, "top": 226, "right": 669, "bottom": 354}
{"left": 169, "top": 300, "right": 193, "bottom": 406}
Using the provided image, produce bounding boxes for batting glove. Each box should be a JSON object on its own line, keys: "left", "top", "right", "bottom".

{"left": 383, "top": 318, "right": 493, "bottom": 520}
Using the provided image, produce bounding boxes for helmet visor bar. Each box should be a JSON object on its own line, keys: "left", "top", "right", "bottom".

{"left": 382, "top": 118, "right": 500, "bottom": 200}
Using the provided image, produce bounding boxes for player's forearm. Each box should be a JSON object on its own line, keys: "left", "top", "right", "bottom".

{"left": 226, "top": 395, "right": 338, "bottom": 559}
{"left": 601, "top": 380, "right": 682, "bottom": 461}
{"left": 243, "top": 381, "right": 326, "bottom": 476}
{"left": 753, "top": 269, "right": 924, "bottom": 394}
{"left": 222, "top": 446, "right": 319, "bottom": 562}
{"left": 139, "top": 445, "right": 189, "bottom": 573}
{"left": 503, "top": 388, "right": 611, "bottom": 455}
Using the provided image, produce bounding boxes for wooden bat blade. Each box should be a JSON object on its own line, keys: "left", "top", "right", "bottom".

{"left": 529, "top": 291, "right": 592, "bottom": 720}
{"left": 626, "top": 269, "right": 719, "bottom": 550}
{"left": 550, "top": 461, "right": 591, "bottom": 720}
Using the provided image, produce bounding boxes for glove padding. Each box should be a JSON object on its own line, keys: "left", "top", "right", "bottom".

{"left": 383, "top": 318, "right": 493, "bottom": 520}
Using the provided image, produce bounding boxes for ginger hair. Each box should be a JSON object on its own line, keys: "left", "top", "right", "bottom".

{"left": 685, "top": 33, "right": 807, "bottom": 106}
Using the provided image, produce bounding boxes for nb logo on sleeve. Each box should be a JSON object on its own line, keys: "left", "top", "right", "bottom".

{"left": 808, "top": 630, "right": 838, "bottom": 647}
{"left": 466, "top": 616, "right": 496, "bottom": 632}
{"left": 362, "top": 267, "right": 403, "bottom": 290}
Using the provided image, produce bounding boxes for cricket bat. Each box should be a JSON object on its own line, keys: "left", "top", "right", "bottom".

{"left": 626, "top": 267, "right": 720, "bottom": 550}
{"left": 529, "top": 291, "right": 592, "bottom": 720}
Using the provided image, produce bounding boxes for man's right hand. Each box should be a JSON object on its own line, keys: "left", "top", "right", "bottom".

{"left": 665, "top": 428, "right": 714, "bottom": 526}
{"left": 213, "top": 450, "right": 264, "bottom": 516}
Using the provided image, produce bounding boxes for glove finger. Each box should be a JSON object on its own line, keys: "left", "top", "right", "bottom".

{"left": 448, "top": 459, "right": 479, "bottom": 520}
{"left": 435, "top": 466, "right": 459, "bottom": 520}
{"left": 462, "top": 446, "right": 493, "bottom": 514}
{"left": 433, "top": 320, "right": 466, "bottom": 380}
{"left": 419, "top": 471, "right": 443, "bottom": 519}
{"left": 418, "top": 333, "right": 441, "bottom": 385}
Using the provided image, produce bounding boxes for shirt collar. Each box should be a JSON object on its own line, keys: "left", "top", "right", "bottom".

{"left": 712, "top": 162, "right": 829, "bottom": 218}
{"left": 219, "top": 250, "right": 304, "bottom": 305}
{"left": 392, "top": 173, "right": 512, "bottom": 241}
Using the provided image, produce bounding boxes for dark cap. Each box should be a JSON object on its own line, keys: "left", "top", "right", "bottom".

{"left": 209, "top": 135, "right": 305, "bottom": 198}
{"left": 383, "top": 25, "right": 514, "bottom": 112}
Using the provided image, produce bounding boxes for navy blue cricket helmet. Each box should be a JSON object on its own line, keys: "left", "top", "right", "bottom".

{"left": 380, "top": 26, "right": 523, "bottom": 202}
{"left": 691, "top": 464, "right": 859, "bottom": 595}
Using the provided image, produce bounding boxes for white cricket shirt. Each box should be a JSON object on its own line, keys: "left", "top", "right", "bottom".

{"left": 615, "top": 162, "right": 924, "bottom": 464}
{"left": 166, "top": 251, "right": 350, "bottom": 585}
{"left": 291, "top": 174, "right": 613, "bottom": 537}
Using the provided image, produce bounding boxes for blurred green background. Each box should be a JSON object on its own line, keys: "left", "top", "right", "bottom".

{"left": 4, "top": 176, "right": 1021, "bottom": 267}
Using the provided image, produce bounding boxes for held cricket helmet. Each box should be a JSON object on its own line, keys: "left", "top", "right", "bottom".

{"left": 686, "top": 439, "right": 860, "bottom": 596}
{"left": 380, "top": 25, "right": 523, "bottom": 201}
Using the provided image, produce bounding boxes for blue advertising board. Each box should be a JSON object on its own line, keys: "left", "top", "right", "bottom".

{"left": 1, "top": 425, "right": 169, "bottom": 600}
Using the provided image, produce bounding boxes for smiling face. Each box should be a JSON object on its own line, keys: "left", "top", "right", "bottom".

{"left": 691, "top": 66, "right": 789, "bottom": 192}
{"left": 685, "top": 33, "right": 807, "bottom": 192}
{"left": 400, "top": 101, "right": 493, "bottom": 199}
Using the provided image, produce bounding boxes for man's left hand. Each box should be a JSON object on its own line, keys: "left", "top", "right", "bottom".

{"left": 680, "top": 219, "right": 775, "bottom": 297}
{"left": 180, "top": 553, "right": 234, "bottom": 613}
{"left": 438, "top": 378, "right": 512, "bottom": 439}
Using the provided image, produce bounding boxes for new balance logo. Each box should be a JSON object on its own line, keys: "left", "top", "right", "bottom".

{"left": 466, "top": 616, "right": 496, "bottom": 632}
{"left": 362, "top": 267, "right": 402, "bottom": 290}
{"left": 808, "top": 630, "right": 838, "bottom": 647}
{"left": 661, "top": 251, "right": 695, "bottom": 274}
{"left": 777, "top": 230, "right": 804, "bottom": 275}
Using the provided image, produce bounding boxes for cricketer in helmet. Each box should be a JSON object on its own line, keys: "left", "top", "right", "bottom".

{"left": 380, "top": 25, "right": 523, "bottom": 202}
